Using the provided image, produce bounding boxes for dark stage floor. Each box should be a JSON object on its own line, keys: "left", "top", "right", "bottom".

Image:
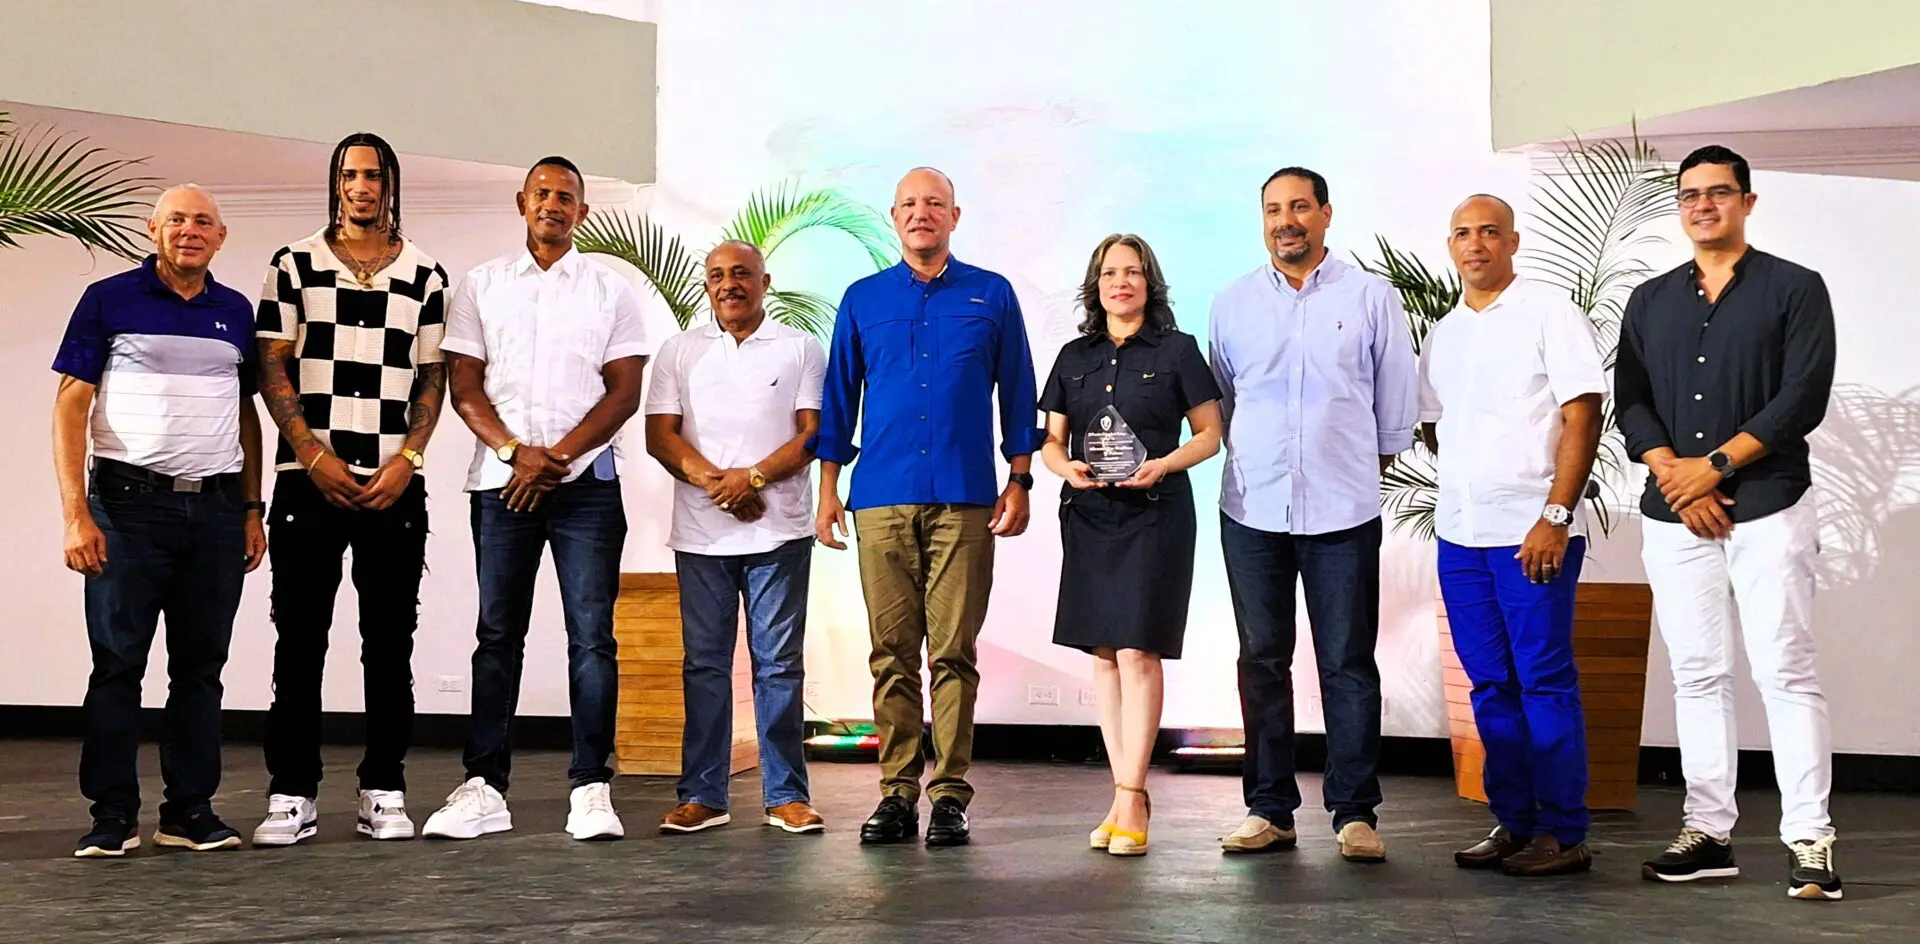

{"left": 0, "top": 740, "right": 1914, "bottom": 943}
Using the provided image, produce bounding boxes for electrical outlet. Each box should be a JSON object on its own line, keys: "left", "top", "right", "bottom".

{"left": 1078, "top": 688, "right": 1096, "bottom": 707}
{"left": 1027, "top": 685, "right": 1060, "bottom": 706}
{"left": 436, "top": 675, "right": 464, "bottom": 693}
{"left": 803, "top": 681, "right": 821, "bottom": 701}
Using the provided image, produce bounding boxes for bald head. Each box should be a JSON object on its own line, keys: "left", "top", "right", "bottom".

{"left": 146, "top": 183, "right": 228, "bottom": 276}
{"left": 1447, "top": 193, "right": 1519, "bottom": 293}
{"left": 705, "top": 239, "right": 771, "bottom": 330}
{"left": 1450, "top": 193, "right": 1514, "bottom": 231}
{"left": 892, "top": 167, "right": 960, "bottom": 260}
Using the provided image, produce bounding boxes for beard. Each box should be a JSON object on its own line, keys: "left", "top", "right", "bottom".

{"left": 1270, "top": 227, "right": 1312, "bottom": 264}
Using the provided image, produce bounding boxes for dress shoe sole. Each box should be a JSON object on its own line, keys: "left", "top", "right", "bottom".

{"left": 925, "top": 832, "right": 970, "bottom": 847}
{"left": 1502, "top": 859, "right": 1593, "bottom": 877}
{"left": 859, "top": 830, "right": 917, "bottom": 845}
{"left": 1454, "top": 853, "right": 1514, "bottom": 870}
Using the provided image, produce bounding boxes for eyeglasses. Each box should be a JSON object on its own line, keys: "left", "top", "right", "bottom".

{"left": 1676, "top": 185, "right": 1744, "bottom": 208}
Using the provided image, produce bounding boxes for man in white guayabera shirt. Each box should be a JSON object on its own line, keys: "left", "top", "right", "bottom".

{"left": 52, "top": 184, "right": 268, "bottom": 858}
{"left": 645, "top": 241, "right": 828, "bottom": 837}
{"left": 423, "top": 156, "right": 654, "bottom": 843}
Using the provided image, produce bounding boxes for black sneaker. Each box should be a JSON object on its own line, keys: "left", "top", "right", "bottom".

{"left": 154, "top": 809, "right": 242, "bottom": 851}
{"left": 925, "top": 797, "right": 970, "bottom": 847}
{"left": 74, "top": 818, "right": 140, "bottom": 858}
{"left": 1786, "top": 837, "right": 1843, "bottom": 901}
{"left": 1642, "top": 826, "right": 1739, "bottom": 882}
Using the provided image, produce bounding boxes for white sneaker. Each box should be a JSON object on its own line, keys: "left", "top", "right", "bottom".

{"left": 357, "top": 789, "right": 416, "bottom": 840}
{"left": 251, "top": 794, "right": 318, "bottom": 847}
{"left": 565, "top": 782, "right": 624, "bottom": 841}
{"left": 421, "top": 778, "right": 512, "bottom": 840}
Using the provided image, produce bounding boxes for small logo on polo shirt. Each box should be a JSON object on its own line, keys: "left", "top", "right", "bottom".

{"left": 215, "top": 321, "right": 228, "bottom": 331}
{"left": 970, "top": 297, "right": 986, "bottom": 304}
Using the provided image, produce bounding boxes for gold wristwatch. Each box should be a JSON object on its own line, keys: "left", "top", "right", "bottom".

{"left": 748, "top": 467, "right": 768, "bottom": 490}
{"left": 495, "top": 438, "right": 521, "bottom": 463}
{"left": 399, "top": 447, "right": 425, "bottom": 470}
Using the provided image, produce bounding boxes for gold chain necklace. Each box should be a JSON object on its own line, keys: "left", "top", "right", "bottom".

{"left": 329, "top": 231, "right": 400, "bottom": 288}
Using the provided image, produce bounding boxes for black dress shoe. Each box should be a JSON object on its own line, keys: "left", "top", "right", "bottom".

{"left": 859, "top": 796, "right": 918, "bottom": 845}
{"left": 925, "top": 797, "right": 969, "bottom": 847}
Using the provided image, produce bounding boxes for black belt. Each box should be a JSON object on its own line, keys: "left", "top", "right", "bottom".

{"left": 93, "top": 457, "right": 238, "bottom": 494}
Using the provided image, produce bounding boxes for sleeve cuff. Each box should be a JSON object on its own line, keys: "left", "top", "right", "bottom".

{"left": 255, "top": 328, "right": 297, "bottom": 342}
{"left": 642, "top": 404, "right": 682, "bottom": 416}
{"left": 604, "top": 342, "right": 649, "bottom": 363}
{"left": 438, "top": 337, "right": 486, "bottom": 359}
{"left": 1002, "top": 426, "right": 1046, "bottom": 459}
{"left": 810, "top": 436, "right": 859, "bottom": 465}
{"left": 1377, "top": 427, "right": 1414, "bottom": 454}
{"left": 1417, "top": 409, "right": 1442, "bottom": 424}
{"left": 795, "top": 397, "right": 824, "bottom": 410}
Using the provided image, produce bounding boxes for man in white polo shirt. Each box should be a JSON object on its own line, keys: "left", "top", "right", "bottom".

{"left": 422, "top": 156, "right": 653, "bottom": 842}
{"left": 1417, "top": 194, "right": 1606, "bottom": 878}
{"left": 645, "top": 241, "right": 826, "bottom": 835}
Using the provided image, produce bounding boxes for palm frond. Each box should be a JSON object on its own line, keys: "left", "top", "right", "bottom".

{"left": 722, "top": 182, "right": 897, "bottom": 271}
{"left": 0, "top": 113, "right": 157, "bottom": 261}
{"left": 766, "top": 288, "right": 837, "bottom": 339}
{"left": 1380, "top": 447, "right": 1441, "bottom": 541}
{"left": 574, "top": 211, "right": 704, "bottom": 329}
{"left": 1355, "top": 235, "right": 1461, "bottom": 356}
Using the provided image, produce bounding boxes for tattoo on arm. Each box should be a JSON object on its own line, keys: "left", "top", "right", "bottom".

{"left": 407, "top": 363, "right": 447, "bottom": 446}
{"left": 258, "top": 340, "right": 320, "bottom": 459}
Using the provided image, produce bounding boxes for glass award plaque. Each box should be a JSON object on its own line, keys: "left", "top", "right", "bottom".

{"left": 1083, "top": 405, "right": 1148, "bottom": 482}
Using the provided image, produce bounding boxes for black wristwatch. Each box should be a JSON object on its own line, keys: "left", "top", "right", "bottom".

{"left": 244, "top": 501, "right": 267, "bottom": 514}
{"left": 1708, "top": 450, "right": 1735, "bottom": 477}
{"left": 1008, "top": 472, "right": 1034, "bottom": 491}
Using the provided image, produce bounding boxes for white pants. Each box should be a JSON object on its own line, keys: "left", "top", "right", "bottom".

{"left": 1641, "top": 497, "right": 1833, "bottom": 844}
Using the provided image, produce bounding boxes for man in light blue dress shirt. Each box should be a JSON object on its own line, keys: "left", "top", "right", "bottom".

{"left": 1209, "top": 167, "right": 1418, "bottom": 862}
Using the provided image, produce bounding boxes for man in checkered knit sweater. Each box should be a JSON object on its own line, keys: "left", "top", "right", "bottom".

{"left": 249, "top": 132, "right": 449, "bottom": 848}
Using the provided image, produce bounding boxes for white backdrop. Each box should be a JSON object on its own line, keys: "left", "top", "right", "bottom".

{"left": 2, "top": 0, "right": 1916, "bottom": 756}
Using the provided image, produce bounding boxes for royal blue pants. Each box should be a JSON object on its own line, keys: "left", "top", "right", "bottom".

{"left": 1437, "top": 538, "right": 1590, "bottom": 845}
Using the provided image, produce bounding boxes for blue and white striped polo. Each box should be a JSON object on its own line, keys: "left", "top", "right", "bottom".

{"left": 51, "top": 256, "right": 258, "bottom": 478}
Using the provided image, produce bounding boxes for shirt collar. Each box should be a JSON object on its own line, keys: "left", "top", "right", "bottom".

{"left": 1265, "top": 251, "right": 1345, "bottom": 295}
{"left": 515, "top": 245, "right": 582, "bottom": 278}
{"left": 139, "top": 254, "right": 221, "bottom": 302}
{"left": 1083, "top": 326, "right": 1162, "bottom": 348}
{"left": 1686, "top": 246, "right": 1761, "bottom": 281}
{"left": 701, "top": 313, "right": 781, "bottom": 342}
{"left": 298, "top": 227, "right": 420, "bottom": 278}
{"left": 1458, "top": 275, "right": 1534, "bottom": 315}
{"left": 897, "top": 256, "right": 960, "bottom": 286}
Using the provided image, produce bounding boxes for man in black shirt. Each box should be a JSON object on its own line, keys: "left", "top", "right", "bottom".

{"left": 1615, "top": 145, "right": 1840, "bottom": 901}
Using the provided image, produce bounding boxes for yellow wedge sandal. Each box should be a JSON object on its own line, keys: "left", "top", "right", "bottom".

{"left": 1108, "top": 783, "right": 1151, "bottom": 857}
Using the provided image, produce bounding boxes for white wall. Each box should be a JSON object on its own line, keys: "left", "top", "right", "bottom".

{"left": 6, "top": 0, "right": 1917, "bottom": 758}
{"left": 0, "top": 193, "right": 682, "bottom": 717}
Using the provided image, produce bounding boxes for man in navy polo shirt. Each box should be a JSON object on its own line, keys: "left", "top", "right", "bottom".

{"left": 51, "top": 183, "right": 267, "bottom": 858}
{"left": 813, "top": 167, "right": 1043, "bottom": 847}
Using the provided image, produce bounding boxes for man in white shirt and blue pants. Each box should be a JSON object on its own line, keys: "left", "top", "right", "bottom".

{"left": 644, "top": 241, "right": 828, "bottom": 836}
{"left": 1418, "top": 195, "right": 1605, "bottom": 877}
{"left": 424, "top": 156, "right": 653, "bottom": 842}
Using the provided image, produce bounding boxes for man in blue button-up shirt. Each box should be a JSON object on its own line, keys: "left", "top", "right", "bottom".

{"left": 1210, "top": 167, "right": 1417, "bottom": 862}
{"left": 813, "top": 167, "right": 1043, "bottom": 847}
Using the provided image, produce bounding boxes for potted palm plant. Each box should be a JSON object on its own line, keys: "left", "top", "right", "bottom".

{"left": 1365, "top": 132, "right": 1675, "bottom": 811}
{"left": 0, "top": 111, "right": 155, "bottom": 261}
{"left": 574, "top": 183, "right": 896, "bottom": 775}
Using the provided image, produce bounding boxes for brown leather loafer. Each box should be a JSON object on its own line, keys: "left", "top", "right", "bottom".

{"left": 766, "top": 802, "right": 825, "bottom": 834}
{"left": 658, "top": 803, "right": 730, "bottom": 834}
{"left": 1455, "top": 827, "right": 1528, "bottom": 869}
{"left": 1501, "top": 835, "right": 1593, "bottom": 876}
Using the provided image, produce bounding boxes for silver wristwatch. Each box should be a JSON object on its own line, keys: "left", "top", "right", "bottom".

{"left": 1541, "top": 504, "right": 1573, "bottom": 528}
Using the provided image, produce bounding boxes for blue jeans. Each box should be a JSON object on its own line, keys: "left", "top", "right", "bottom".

{"left": 80, "top": 465, "right": 247, "bottom": 823}
{"left": 673, "top": 538, "right": 812, "bottom": 810}
{"left": 464, "top": 476, "right": 626, "bottom": 792}
{"left": 1220, "top": 513, "right": 1383, "bottom": 830}
{"left": 1438, "top": 537, "right": 1590, "bottom": 845}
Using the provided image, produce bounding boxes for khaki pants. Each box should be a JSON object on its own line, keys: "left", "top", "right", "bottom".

{"left": 854, "top": 504, "right": 996, "bottom": 806}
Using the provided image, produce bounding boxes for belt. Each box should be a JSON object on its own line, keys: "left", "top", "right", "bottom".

{"left": 93, "top": 457, "right": 238, "bottom": 494}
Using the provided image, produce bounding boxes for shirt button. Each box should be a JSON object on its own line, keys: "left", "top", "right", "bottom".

{"left": 1105, "top": 384, "right": 1114, "bottom": 392}
{"left": 922, "top": 353, "right": 929, "bottom": 358}
{"left": 1694, "top": 393, "right": 1703, "bottom": 400}
{"left": 921, "top": 449, "right": 928, "bottom": 455}
{"left": 921, "top": 383, "right": 928, "bottom": 389}
{"left": 1697, "top": 355, "right": 1707, "bottom": 363}
{"left": 1110, "top": 359, "right": 1117, "bottom": 365}
{"left": 1695, "top": 432, "right": 1705, "bottom": 439}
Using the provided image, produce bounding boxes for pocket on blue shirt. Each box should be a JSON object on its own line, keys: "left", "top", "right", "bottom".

{"left": 939, "top": 312, "right": 997, "bottom": 374}
{"left": 862, "top": 316, "right": 917, "bottom": 374}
